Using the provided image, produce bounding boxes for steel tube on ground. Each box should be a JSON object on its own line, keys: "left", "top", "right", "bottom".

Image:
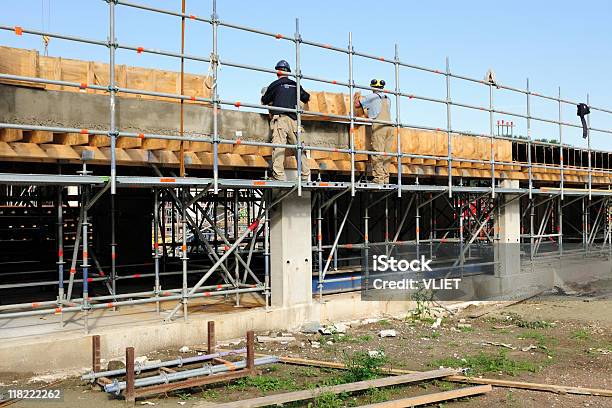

{"left": 104, "top": 356, "right": 279, "bottom": 394}
{"left": 82, "top": 348, "right": 246, "bottom": 381}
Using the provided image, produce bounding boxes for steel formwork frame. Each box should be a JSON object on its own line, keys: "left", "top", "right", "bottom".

{"left": 1, "top": 0, "right": 612, "bottom": 327}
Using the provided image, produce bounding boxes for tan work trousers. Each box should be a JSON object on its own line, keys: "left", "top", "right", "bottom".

{"left": 371, "top": 124, "right": 393, "bottom": 184}
{"left": 270, "top": 115, "right": 310, "bottom": 180}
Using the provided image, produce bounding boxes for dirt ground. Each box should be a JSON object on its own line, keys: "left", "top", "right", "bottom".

{"left": 1, "top": 282, "right": 611, "bottom": 408}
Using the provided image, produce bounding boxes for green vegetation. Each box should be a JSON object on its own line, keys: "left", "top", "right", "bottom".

{"left": 231, "top": 375, "right": 298, "bottom": 392}
{"left": 458, "top": 326, "right": 475, "bottom": 333}
{"left": 310, "top": 391, "right": 345, "bottom": 408}
{"left": 342, "top": 350, "right": 388, "bottom": 383}
{"left": 365, "top": 387, "right": 391, "bottom": 403}
{"left": 571, "top": 329, "right": 591, "bottom": 341}
{"left": 432, "top": 351, "right": 539, "bottom": 376}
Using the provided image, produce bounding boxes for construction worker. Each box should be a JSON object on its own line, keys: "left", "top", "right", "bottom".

{"left": 261, "top": 60, "right": 311, "bottom": 181}
{"left": 355, "top": 79, "right": 393, "bottom": 184}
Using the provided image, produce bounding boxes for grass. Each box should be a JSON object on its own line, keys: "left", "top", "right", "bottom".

{"left": 365, "top": 387, "right": 391, "bottom": 403}
{"left": 342, "top": 350, "right": 388, "bottom": 383}
{"left": 321, "top": 333, "right": 373, "bottom": 344}
{"left": 311, "top": 391, "right": 345, "bottom": 408}
{"left": 433, "top": 380, "right": 456, "bottom": 391}
{"left": 230, "top": 374, "right": 298, "bottom": 392}
{"left": 571, "top": 329, "right": 591, "bottom": 341}
{"left": 458, "top": 326, "right": 475, "bottom": 333}
{"left": 432, "top": 351, "right": 540, "bottom": 376}
{"left": 506, "top": 312, "right": 555, "bottom": 329}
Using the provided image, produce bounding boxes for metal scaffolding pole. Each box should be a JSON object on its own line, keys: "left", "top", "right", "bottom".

{"left": 295, "top": 18, "right": 303, "bottom": 195}
{"left": 153, "top": 189, "right": 161, "bottom": 314}
{"left": 348, "top": 32, "right": 356, "bottom": 196}
{"left": 211, "top": 0, "right": 219, "bottom": 193}
{"left": 395, "top": 45, "right": 402, "bottom": 196}
{"left": 445, "top": 57, "right": 452, "bottom": 196}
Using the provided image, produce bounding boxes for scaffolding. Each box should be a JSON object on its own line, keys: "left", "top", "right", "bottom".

{"left": 1, "top": 0, "right": 612, "bottom": 330}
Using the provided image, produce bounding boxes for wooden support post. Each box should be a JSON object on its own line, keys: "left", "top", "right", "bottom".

{"left": 207, "top": 321, "right": 215, "bottom": 354}
{"left": 92, "top": 335, "right": 101, "bottom": 373}
{"left": 125, "top": 347, "right": 135, "bottom": 405}
{"left": 246, "top": 330, "right": 255, "bottom": 372}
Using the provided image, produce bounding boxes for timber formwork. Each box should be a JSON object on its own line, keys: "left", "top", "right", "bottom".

{"left": 1, "top": 0, "right": 612, "bottom": 330}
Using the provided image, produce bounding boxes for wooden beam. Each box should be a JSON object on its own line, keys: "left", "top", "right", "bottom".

{"left": 211, "top": 368, "right": 458, "bottom": 408}
{"left": 53, "top": 132, "right": 88, "bottom": 146}
{"left": 0, "top": 142, "right": 17, "bottom": 157}
{"left": 40, "top": 144, "right": 80, "bottom": 160}
{"left": 9, "top": 142, "right": 47, "bottom": 158}
{"left": 0, "top": 129, "right": 23, "bottom": 143}
{"left": 116, "top": 136, "right": 141, "bottom": 149}
{"left": 359, "top": 385, "right": 492, "bottom": 407}
{"left": 278, "top": 356, "right": 612, "bottom": 397}
{"left": 23, "top": 130, "right": 53, "bottom": 144}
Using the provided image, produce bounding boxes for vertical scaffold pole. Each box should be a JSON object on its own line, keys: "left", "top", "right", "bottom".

{"left": 348, "top": 32, "right": 356, "bottom": 196}
{"left": 181, "top": 189, "right": 188, "bottom": 321}
{"left": 108, "top": 0, "right": 117, "bottom": 195}
{"left": 558, "top": 87, "right": 564, "bottom": 200}
{"left": 587, "top": 93, "right": 592, "bottom": 201}
{"left": 211, "top": 0, "right": 219, "bottom": 194}
{"left": 153, "top": 189, "right": 161, "bottom": 314}
{"left": 295, "top": 18, "right": 303, "bottom": 195}
{"left": 234, "top": 189, "right": 240, "bottom": 306}
{"left": 394, "top": 45, "right": 402, "bottom": 196}
{"left": 364, "top": 194, "right": 370, "bottom": 293}
{"left": 445, "top": 57, "right": 452, "bottom": 197}
{"left": 108, "top": 0, "right": 118, "bottom": 301}
{"left": 333, "top": 201, "right": 338, "bottom": 270}
{"left": 317, "top": 193, "right": 323, "bottom": 301}
{"left": 57, "top": 187, "right": 64, "bottom": 305}
{"left": 489, "top": 82, "right": 495, "bottom": 198}
{"left": 82, "top": 184, "right": 90, "bottom": 333}
{"left": 415, "top": 193, "right": 421, "bottom": 261}
{"left": 179, "top": 0, "right": 186, "bottom": 177}
{"left": 530, "top": 197, "right": 535, "bottom": 261}
{"left": 526, "top": 78, "right": 533, "bottom": 200}
{"left": 558, "top": 195, "right": 563, "bottom": 257}
{"left": 384, "top": 196, "right": 389, "bottom": 256}
{"left": 263, "top": 190, "right": 270, "bottom": 309}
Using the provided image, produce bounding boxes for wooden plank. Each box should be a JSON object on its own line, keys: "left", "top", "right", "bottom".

{"left": 22, "top": 130, "right": 53, "bottom": 144}
{"left": 73, "top": 146, "right": 107, "bottom": 161}
{"left": 243, "top": 155, "right": 268, "bottom": 168}
{"left": 100, "top": 147, "right": 131, "bottom": 162}
{"left": 220, "top": 153, "right": 247, "bottom": 167}
{"left": 0, "top": 129, "right": 23, "bottom": 143}
{"left": 232, "top": 144, "right": 260, "bottom": 155}
{"left": 279, "top": 356, "right": 612, "bottom": 397}
{"left": 125, "top": 149, "right": 155, "bottom": 163}
{"left": 154, "top": 150, "right": 179, "bottom": 164}
{"left": 186, "top": 141, "right": 212, "bottom": 153}
{"left": 141, "top": 138, "right": 169, "bottom": 151}
{"left": 9, "top": 142, "right": 47, "bottom": 158}
{"left": 89, "top": 135, "right": 111, "bottom": 147}
{"left": 53, "top": 132, "right": 88, "bottom": 146}
{"left": 0, "top": 142, "right": 18, "bottom": 157}
{"left": 182, "top": 151, "right": 201, "bottom": 166}
{"left": 359, "top": 385, "right": 492, "bottom": 407}
{"left": 213, "top": 369, "right": 457, "bottom": 408}
{"left": 40, "top": 144, "right": 80, "bottom": 160}
{"left": 116, "top": 136, "right": 141, "bottom": 149}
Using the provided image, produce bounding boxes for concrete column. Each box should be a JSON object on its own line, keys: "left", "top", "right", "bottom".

{"left": 495, "top": 180, "right": 521, "bottom": 277}
{"left": 270, "top": 191, "right": 312, "bottom": 307}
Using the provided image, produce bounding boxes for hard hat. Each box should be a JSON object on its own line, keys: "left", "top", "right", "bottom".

{"left": 275, "top": 60, "right": 291, "bottom": 72}
{"left": 370, "top": 79, "right": 385, "bottom": 89}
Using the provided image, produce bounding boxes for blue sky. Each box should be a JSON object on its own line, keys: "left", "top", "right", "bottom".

{"left": 2, "top": 0, "right": 612, "bottom": 150}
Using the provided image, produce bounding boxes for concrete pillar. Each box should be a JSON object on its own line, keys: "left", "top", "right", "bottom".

{"left": 495, "top": 180, "right": 521, "bottom": 277}
{"left": 270, "top": 191, "right": 312, "bottom": 307}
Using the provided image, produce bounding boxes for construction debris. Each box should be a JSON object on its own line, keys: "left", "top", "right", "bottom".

{"left": 379, "top": 329, "right": 397, "bottom": 338}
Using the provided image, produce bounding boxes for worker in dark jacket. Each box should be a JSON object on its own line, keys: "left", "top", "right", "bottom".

{"left": 261, "top": 60, "right": 311, "bottom": 181}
